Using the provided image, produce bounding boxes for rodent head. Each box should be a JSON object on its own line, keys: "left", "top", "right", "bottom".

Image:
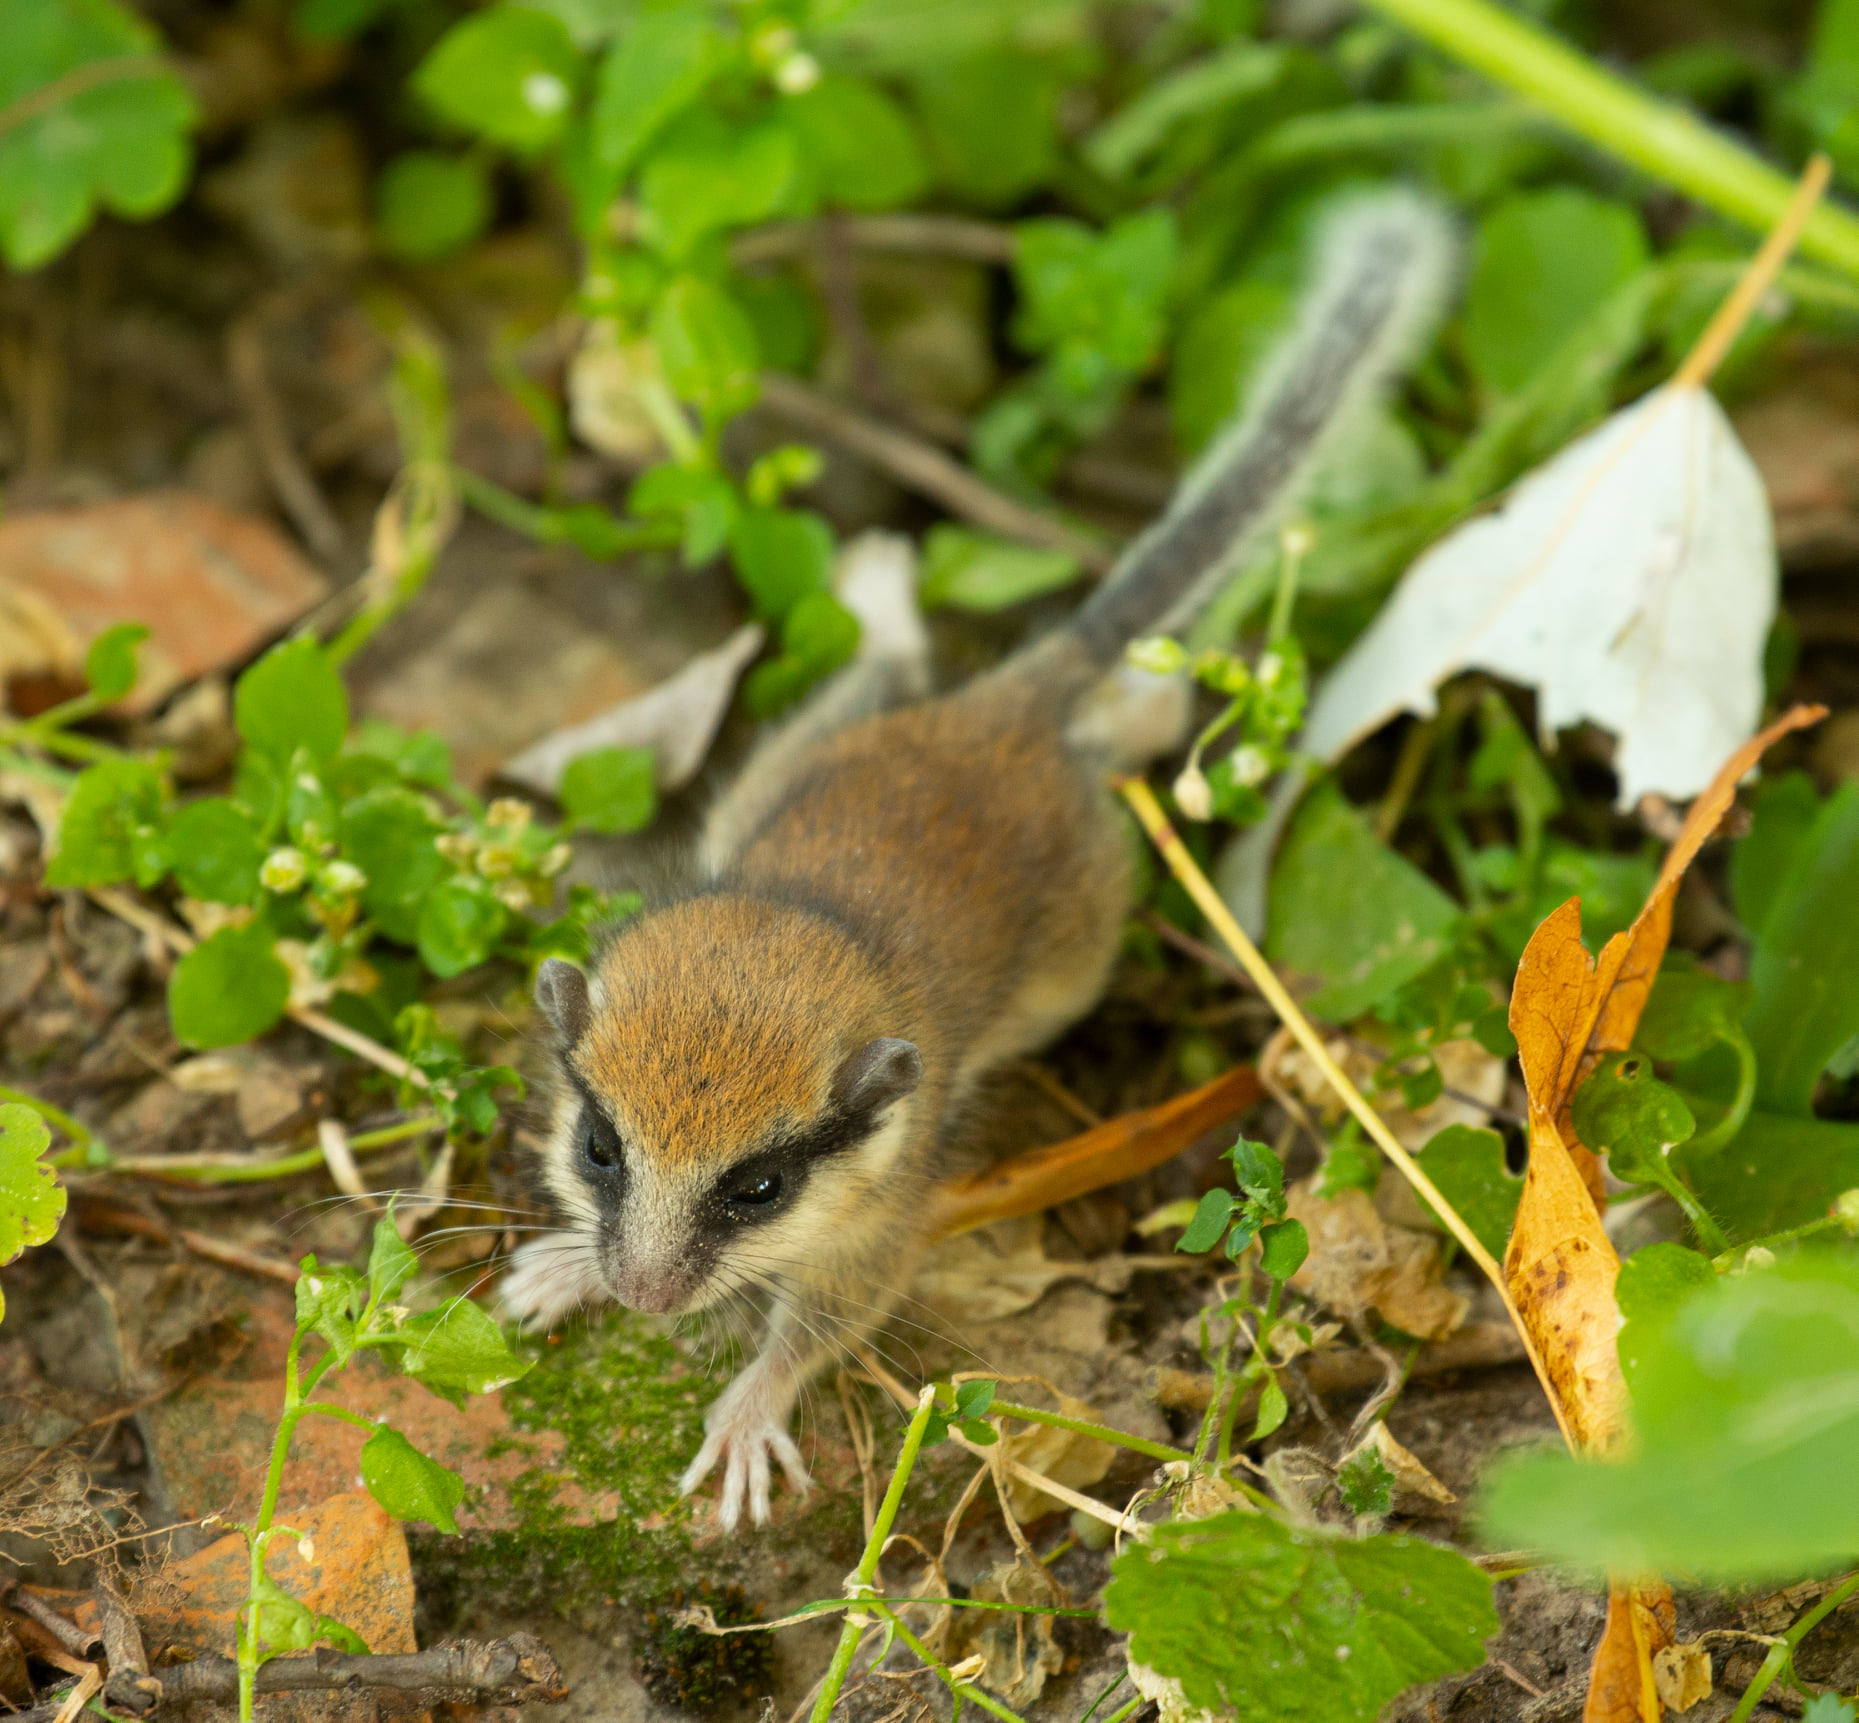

{"left": 526, "top": 894, "right": 924, "bottom": 1320}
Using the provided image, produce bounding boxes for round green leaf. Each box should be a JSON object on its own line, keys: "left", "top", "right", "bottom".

{"left": 398, "top": 1298, "right": 533, "bottom": 1406}
{"left": 0, "top": 1104, "right": 66, "bottom": 1319}
{"left": 360, "top": 1425, "right": 467, "bottom": 1534}
{"left": 651, "top": 275, "right": 761, "bottom": 418}
{"left": 919, "top": 525, "right": 1083, "bottom": 613}
{"left": 235, "top": 638, "right": 348, "bottom": 765}
{"left": 417, "top": 878, "right": 508, "bottom": 978}
{"left": 728, "top": 506, "right": 832, "bottom": 621}
{"left": 43, "top": 757, "right": 164, "bottom": 889}
{"left": 559, "top": 747, "right": 657, "bottom": 836}
{"left": 375, "top": 151, "right": 491, "bottom": 261}
{"left": 337, "top": 787, "right": 448, "bottom": 946}
{"left": 168, "top": 923, "right": 291, "bottom": 1050}
{"left": 412, "top": 4, "right": 582, "bottom": 153}
{"left": 783, "top": 75, "right": 928, "bottom": 211}
{"left": 83, "top": 622, "right": 149, "bottom": 704}
{"left": 913, "top": 50, "right": 1058, "bottom": 208}
{"left": 168, "top": 798, "right": 265, "bottom": 906}
{"left": 1257, "top": 1218, "right": 1309, "bottom": 1280}
{"left": 782, "top": 590, "right": 859, "bottom": 675}
{"left": 638, "top": 111, "right": 801, "bottom": 258}
{"left": 1463, "top": 188, "right": 1649, "bottom": 396}
{"left": 1414, "top": 1124, "right": 1520, "bottom": 1260}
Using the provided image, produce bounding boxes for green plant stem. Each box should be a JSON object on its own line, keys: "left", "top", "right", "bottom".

{"left": 988, "top": 1400, "right": 1187, "bottom": 1465}
{"left": 1097, "top": 1698, "right": 1148, "bottom": 1723}
{"left": 812, "top": 1384, "right": 939, "bottom": 1723}
{"left": 1, "top": 1087, "right": 93, "bottom": 1159}
{"left": 453, "top": 466, "right": 677, "bottom": 556}
{"left": 1715, "top": 1212, "right": 1849, "bottom": 1268}
{"left": 240, "top": 1334, "right": 339, "bottom": 1722}
{"left": 1220, "top": 1275, "right": 1285, "bottom": 1467}
{"left": 0, "top": 720, "right": 118, "bottom": 765}
{"left": 1726, "top": 1570, "right": 1859, "bottom": 1723}
{"left": 1643, "top": 1164, "right": 1731, "bottom": 1255}
{"left": 876, "top": 1605, "right": 1027, "bottom": 1723}
{"left": 74, "top": 1113, "right": 441, "bottom": 1180}
{"left": 1685, "top": 1027, "right": 1758, "bottom": 1155}
{"left": 1356, "top": 0, "right": 1859, "bottom": 280}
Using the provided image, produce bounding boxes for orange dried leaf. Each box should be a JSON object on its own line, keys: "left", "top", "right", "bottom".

{"left": 934, "top": 1064, "right": 1263, "bottom": 1239}
{"left": 1584, "top": 1578, "right": 1675, "bottom": 1723}
{"left": 1504, "top": 1102, "right": 1620, "bottom": 1453}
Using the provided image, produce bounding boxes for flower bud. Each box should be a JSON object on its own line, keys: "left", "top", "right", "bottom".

{"left": 1229, "top": 744, "right": 1271, "bottom": 787}
{"left": 319, "top": 860, "right": 366, "bottom": 897}
{"left": 486, "top": 798, "right": 532, "bottom": 833}
{"left": 260, "top": 847, "right": 308, "bottom": 893}
{"left": 1173, "top": 763, "right": 1213, "bottom": 821}
{"left": 1835, "top": 1189, "right": 1859, "bottom": 1233}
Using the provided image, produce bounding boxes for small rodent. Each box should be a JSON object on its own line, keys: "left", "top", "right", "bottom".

{"left": 499, "top": 189, "right": 1454, "bottom": 1530}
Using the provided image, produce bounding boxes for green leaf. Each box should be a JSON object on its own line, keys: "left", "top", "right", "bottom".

{"left": 1688, "top": 1108, "right": 1859, "bottom": 1235}
{"left": 781, "top": 591, "right": 860, "bottom": 674}
{"left": 784, "top": 75, "right": 928, "bottom": 211}
{"left": 1337, "top": 1449, "right": 1396, "bottom": 1518}
{"left": 167, "top": 798, "right": 265, "bottom": 907}
{"left": 43, "top": 757, "right": 164, "bottom": 888}
{"left": 1177, "top": 1189, "right": 1237, "bottom": 1254}
{"left": 1633, "top": 957, "right": 1751, "bottom": 1063}
{"left": 417, "top": 878, "right": 509, "bottom": 979}
{"left": 0, "top": 1104, "right": 66, "bottom": 1320}
{"left": 375, "top": 151, "right": 491, "bottom": 261}
{"left": 360, "top": 1425, "right": 467, "bottom": 1533}
{"left": 1228, "top": 1138, "right": 1285, "bottom": 1215}
{"left": 236, "top": 638, "right": 348, "bottom": 766}
{"left": 918, "top": 526, "right": 1083, "bottom": 613}
{"left": 295, "top": 1257, "right": 365, "bottom": 1364}
{"left": 730, "top": 506, "right": 833, "bottom": 622}
{"left": 168, "top": 922, "right": 291, "bottom": 1049}
{"left": 1084, "top": 39, "right": 1289, "bottom": 179}
{"left": 1169, "top": 278, "right": 1289, "bottom": 454}
{"left": 1013, "top": 209, "right": 1178, "bottom": 390}
{"left": 638, "top": 110, "right": 800, "bottom": 259}
{"left": 1250, "top": 1376, "right": 1289, "bottom": 1440}
{"left": 83, "top": 622, "right": 148, "bottom": 704}
{"left": 1105, "top": 1513, "right": 1497, "bottom": 1720}
{"left": 1571, "top": 1053, "right": 1696, "bottom": 1185}
{"left": 411, "top": 5, "right": 581, "bottom": 153}
{"left": 1615, "top": 1241, "right": 1714, "bottom": 1397}
{"left": 651, "top": 275, "right": 760, "bottom": 419}
{"left": 398, "top": 1298, "right": 533, "bottom": 1407}
{"left": 559, "top": 747, "right": 657, "bottom": 836}
{"left": 1481, "top": 1254, "right": 1859, "bottom": 1580}
{"left": 1804, "top": 1695, "right": 1858, "bottom": 1723}
{"left": 913, "top": 51, "right": 1058, "bottom": 208}
{"left": 1414, "top": 1125, "right": 1520, "bottom": 1260}
{"left": 1463, "top": 189, "right": 1650, "bottom": 397}
{"left": 629, "top": 463, "right": 738, "bottom": 566}
{"left": 1267, "top": 782, "right": 1463, "bottom": 1023}
{"left": 1741, "top": 781, "right": 1859, "bottom": 1114}
{"left": 368, "top": 1211, "right": 419, "bottom": 1307}
{"left": 337, "top": 786, "right": 448, "bottom": 946}
{"left": 1258, "top": 1218, "right": 1309, "bottom": 1280}
{"left": 589, "top": 7, "right": 721, "bottom": 183}
{"left": 1732, "top": 770, "right": 1822, "bottom": 944}
{"left": 0, "top": 0, "right": 197, "bottom": 271}
{"left": 312, "top": 1616, "right": 369, "bottom": 1655}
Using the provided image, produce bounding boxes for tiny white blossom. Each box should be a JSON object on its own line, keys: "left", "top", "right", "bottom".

{"left": 320, "top": 860, "right": 366, "bottom": 896}
{"left": 1229, "top": 745, "right": 1271, "bottom": 787}
{"left": 522, "top": 71, "right": 570, "bottom": 115}
{"left": 261, "top": 847, "right": 308, "bottom": 893}
{"left": 775, "top": 51, "right": 821, "bottom": 92}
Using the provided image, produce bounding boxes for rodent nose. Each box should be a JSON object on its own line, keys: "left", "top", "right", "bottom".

{"left": 609, "top": 1263, "right": 687, "bottom": 1315}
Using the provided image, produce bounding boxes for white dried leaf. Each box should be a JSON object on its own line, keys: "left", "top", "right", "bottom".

{"left": 499, "top": 623, "right": 764, "bottom": 797}
{"left": 1302, "top": 384, "right": 1777, "bottom": 806}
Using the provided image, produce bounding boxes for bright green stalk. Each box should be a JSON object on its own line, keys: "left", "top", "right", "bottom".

{"left": 876, "top": 1606, "right": 1027, "bottom": 1723}
{"left": 1725, "top": 1569, "right": 1859, "bottom": 1723}
{"left": 811, "top": 1384, "right": 939, "bottom": 1723}
{"left": 1357, "top": 0, "right": 1859, "bottom": 280}
{"left": 988, "top": 1400, "right": 1187, "bottom": 1465}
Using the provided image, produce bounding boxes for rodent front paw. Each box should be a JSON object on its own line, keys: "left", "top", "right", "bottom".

{"left": 678, "top": 1409, "right": 811, "bottom": 1532}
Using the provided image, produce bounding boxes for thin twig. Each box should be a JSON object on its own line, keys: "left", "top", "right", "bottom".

{"left": 732, "top": 214, "right": 1017, "bottom": 269}
{"left": 10, "top": 1591, "right": 98, "bottom": 1658}
{"left": 1118, "top": 777, "right": 1575, "bottom": 1452}
{"left": 74, "top": 1194, "right": 301, "bottom": 1286}
{"left": 228, "top": 307, "right": 346, "bottom": 562}
{"left": 755, "top": 373, "right": 1113, "bottom": 572}
{"left": 1012, "top": 1062, "right": 1103, "bottom": 1129}
{"left": 86, "top": 889, "right": 425, "bottom": 1088}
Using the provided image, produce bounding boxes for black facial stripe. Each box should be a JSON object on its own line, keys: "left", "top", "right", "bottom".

{"left": 568, "top": 1085, "right": 627, "bottom": 1215}
{"left": 699, "top": 1099, "right": 886, "bottom": 1233}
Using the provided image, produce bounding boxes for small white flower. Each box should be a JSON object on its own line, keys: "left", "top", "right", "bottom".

{"left": 261, "top": 847, "right": 308, "bottom": 893}
{"left": 1172, "top": 763, "right": 1213, "bottom": 822}
{"left": 522, "top": 71, "right": 570, "bottom": 115}
{"left": 319, "top": 860, "right": 366, "bottom": 896}
{"left": 775, "top": 51, "right": 820, "bottom": 92}
{"left": 1229, "top": 745, "right": 1271, "bottom": 787}
{"left": 486, "top": 798, "right": 533, "bottom": 833}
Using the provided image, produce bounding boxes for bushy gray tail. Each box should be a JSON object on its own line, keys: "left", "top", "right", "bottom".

{"left": 1068, "top": 187, "right": 1456, "bottom": 665}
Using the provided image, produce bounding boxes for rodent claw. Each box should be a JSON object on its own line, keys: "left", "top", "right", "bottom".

{"left": 678, "top": 1416, "right": 812, "bottom": 1532}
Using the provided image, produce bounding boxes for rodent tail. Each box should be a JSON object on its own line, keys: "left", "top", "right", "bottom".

{"left": 1066, "top": 186, "right": 1457, "bottom": 666}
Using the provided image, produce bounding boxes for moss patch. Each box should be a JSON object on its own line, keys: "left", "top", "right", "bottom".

{"left": 411, "top": 1314, "right": 713, "bottom": 1627}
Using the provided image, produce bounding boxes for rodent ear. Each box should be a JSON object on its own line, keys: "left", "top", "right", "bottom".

{"left": 534, "top": 958, "right": 591, "bottom": 1046}
{"left": 835, "top": 1037, "right": 922, "bottom": 1116}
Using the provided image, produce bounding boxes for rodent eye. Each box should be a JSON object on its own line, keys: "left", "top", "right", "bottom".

{"left": 582, "top": 1129, "right": 619, "bottom": 1172}
{"left": 732, "top": 1174, "right": 782, "bottom": 1208}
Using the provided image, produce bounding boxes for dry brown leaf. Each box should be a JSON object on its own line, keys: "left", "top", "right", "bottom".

{"left": 1584, "top": 1579, "right": 1675, "bottom": 1723}
{"left": 997, "top": 1392, "right": 1115, "bottom": 1522}
{"left": 1262, "top": 1029, "right": 1505, "bottom": 1153}
{"left": 1348, "top": 1420, "right": 1456, "bottom": 1507}
{"left": 934, "top": 1063, "right": 1263, "bottom": 1238}
{"left": 1652, "top": 1641, "right": 1713, "bottom": 1713}
{"left": 1285, "top": 1182, "right": 1468, "bottom": 1341}
{"left": 954, "top": 1557, "right": 1067, "bottom": 1706}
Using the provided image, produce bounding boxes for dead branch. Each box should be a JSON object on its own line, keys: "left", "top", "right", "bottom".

{"left": 755, "top": 372, "right": 1114, "bottom": 573}
{"left": 6, "top": 1591, "right": 98, "bottom": 1658}
{"left": 732, "top": 214, "right": 1016, "bottom": 269}
{"left": 140, "top": 1635, "right": 567, "bottom": 1710}
{"left": 227, "top": 305, "right": 346, "bottom": 563}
